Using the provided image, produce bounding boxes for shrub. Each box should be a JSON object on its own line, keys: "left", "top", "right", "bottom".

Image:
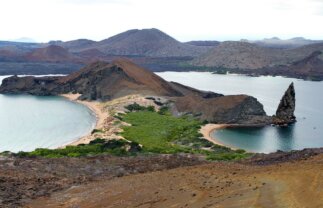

{"left": 158, "top": 106, "right": 169, "bottom": 115}
{"left": 91, "top": 129, "right": 104, "bottom": 134}
{"left": 125, "top": 103, "right": 146, "bottom": 112}
{"left": 146, "top": 105, "right": 155, "bottom": 112}
{"left": 15, "top": 139, "right": 142, "bottom": 158}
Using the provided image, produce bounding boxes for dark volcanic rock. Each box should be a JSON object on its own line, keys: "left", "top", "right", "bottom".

{"left": 273, "top": 82, "right": 296, "bottom": 125}
{"left": 0, "top": 75, "right": 61, "bottom": 95}
{"left": 172, "top": 93, "right": 272, "bottom": 125}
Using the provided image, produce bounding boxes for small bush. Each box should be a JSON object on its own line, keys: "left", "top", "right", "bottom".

{"left": 91, "top": 129, "right": 104, "bottom": 134}
{"left": 125, "top": 103, "right": 155, "bottom": 112}
{"left": 146, "top": 105, "right": 155, "bottom": 112}
{"left": 235, "top": 149, "right": 246, "bottom": 154}
{"left": 89, "top": 138, "right": 106, "bottom": 145}
{"left": 158, "top": 106, "right": 169, "bottom": 115}
{"left": 125, "top": 103, "right": 146, "bottom": 112}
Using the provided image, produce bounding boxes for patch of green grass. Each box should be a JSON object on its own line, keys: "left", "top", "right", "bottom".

{"left": 15, "top": 139, "right": 141, "bottom": 158}
{"left": 205, "top": 152, "right": 252, "bottom": 161}
{"left": 121, "top": 111, "right": 201, "bottom": 153}
{"left": 120, "top": 109, "right": 251, "bottom": 160}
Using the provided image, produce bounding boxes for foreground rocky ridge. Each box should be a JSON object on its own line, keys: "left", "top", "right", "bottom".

{"left": 1, "top": 148, "right": 322, "bottom": 207}
{"left": 0, "top": 154, "right": 204, "bottom": 207}
{"left": 0, "top": 59, "right": 295, "bottom": 125}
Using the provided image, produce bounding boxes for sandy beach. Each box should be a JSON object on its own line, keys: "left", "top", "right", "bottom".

{"left": 200, "top": 124, "right": 231, "bottom": 147}
{"left": 59, "top": 94, "right": 158, "bottom": 147}
{"left": 60, "top": 93, "right": 109, "bottom": 146}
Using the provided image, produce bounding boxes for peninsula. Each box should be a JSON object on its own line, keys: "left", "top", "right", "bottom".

{"left": 0, "top": 58, "right": 295, "bottom": 126}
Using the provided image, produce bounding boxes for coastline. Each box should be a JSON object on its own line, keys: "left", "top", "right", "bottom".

{"left": 60, "top": 93, "right": 108, "bottom": 147}
{"left": 200, "top": 124, "right": 232, "bottom": 148}
{"left": 201, "top": 124, "right": 265, "bottom": 152}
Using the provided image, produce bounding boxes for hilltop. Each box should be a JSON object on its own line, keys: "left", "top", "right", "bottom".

{"left": 46, "top": 29, "right": 211, "bottom": 58}
{"left": 77, "top": 28, "right": 210, "bottom": 57}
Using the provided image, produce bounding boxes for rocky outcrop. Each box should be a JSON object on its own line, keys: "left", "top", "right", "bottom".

{"left": 273, "top": 82, "right": 296, "bottom": 125}
{"left": 0, "top": 75, "right": 61, "bottom": 96}
{"left": 172, "top": 94, "right": 271, "bottom": 125}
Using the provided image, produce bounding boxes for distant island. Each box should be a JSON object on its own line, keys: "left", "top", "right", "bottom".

{"left": 0, "top": 28, "right": 323, "bottom": 80}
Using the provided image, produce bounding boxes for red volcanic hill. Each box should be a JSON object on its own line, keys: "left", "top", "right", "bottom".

{"left": 25, "top": 45, "right": 81, "bottom": 63}
{"left": 81, "top": 28, "right": 210, "bottom": 57}
{"left": 59, "top": 58, "right": 182, "bottom": 100}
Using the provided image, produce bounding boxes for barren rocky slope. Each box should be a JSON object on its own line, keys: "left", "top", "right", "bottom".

{"left": 48, "top": 39, "right": 96, "bottom": 52}
{"left": 0, "top": 154, "right": 204, "bottom": 207}
{"left": 193, "top": 41, "right": 323, "bottom": 70}
{"left": 25, "top": 45, "right": 82, "bottom": 63}
{"left": 249, "top": 37, "right": 323, "bottom": 49}
{"left": 1, "top": 149, "right": 322, "bottom": 207}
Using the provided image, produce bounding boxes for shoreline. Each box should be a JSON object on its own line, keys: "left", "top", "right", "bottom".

{"left": 60, "top": 94, "right": 108, "bottom": 147}
{"left": 200, "top": 124, "right": 266, "bottom": 152}
{"left": 200, "top": 124, "right": 232, "bottom": 148}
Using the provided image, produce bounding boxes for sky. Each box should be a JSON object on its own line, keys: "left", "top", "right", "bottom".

{"left": 0, "top": 0, "right": 323, "bottom": 42}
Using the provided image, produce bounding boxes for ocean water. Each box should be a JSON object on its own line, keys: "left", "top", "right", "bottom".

{"left": 0, "top": 76, "right": 96, "bottom": 152}
{"left": 157, "top": 72, "right": 323, "bottom": 153}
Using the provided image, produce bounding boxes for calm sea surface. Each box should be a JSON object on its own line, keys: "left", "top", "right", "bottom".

{"left": 157, "top": 72, "right": 323, "bottom": 153}
{"left": 0, "top": 76, "right": 96, "bottom": 152}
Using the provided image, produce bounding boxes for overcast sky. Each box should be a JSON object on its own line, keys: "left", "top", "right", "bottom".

{"left": 1, "top": 0, "right": 323, "bottom": 42}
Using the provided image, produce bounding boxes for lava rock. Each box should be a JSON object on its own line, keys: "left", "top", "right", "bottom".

{"left": 273, "top": 82, "right": 296, "bottom": 125}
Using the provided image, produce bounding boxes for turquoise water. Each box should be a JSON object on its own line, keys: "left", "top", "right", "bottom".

{"left": 0, "top": 76, "right": 96, "bottom": 152}
{"left": 157, "top": 72, "right": 323, "bottom": 153}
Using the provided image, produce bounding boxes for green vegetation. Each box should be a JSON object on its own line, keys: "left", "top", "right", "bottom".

{"left": 91, "top": 129, "right": 104, "bottom": 134}
{"left": 125, "top": 102, "right": 155, "bottom": 112}
{"left": 120, "top": 106, "right": 251, "bottom": 160}
{"left": 15, "top": 138, "right": 141, "bottom": 158}
{"left": 9, "top": 104, "right": 251, "bottom": 161}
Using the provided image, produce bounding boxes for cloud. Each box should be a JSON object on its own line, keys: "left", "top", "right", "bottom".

{"left": 0, "top": 0, "right": 323, "bottom": 42}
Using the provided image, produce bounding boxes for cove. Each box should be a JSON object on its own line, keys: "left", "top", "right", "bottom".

{"left": 0, "top": 76, "right": 96, "bottom": 152}
{"left": 157, "top": 72, "right": 323, "bottom": 153}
